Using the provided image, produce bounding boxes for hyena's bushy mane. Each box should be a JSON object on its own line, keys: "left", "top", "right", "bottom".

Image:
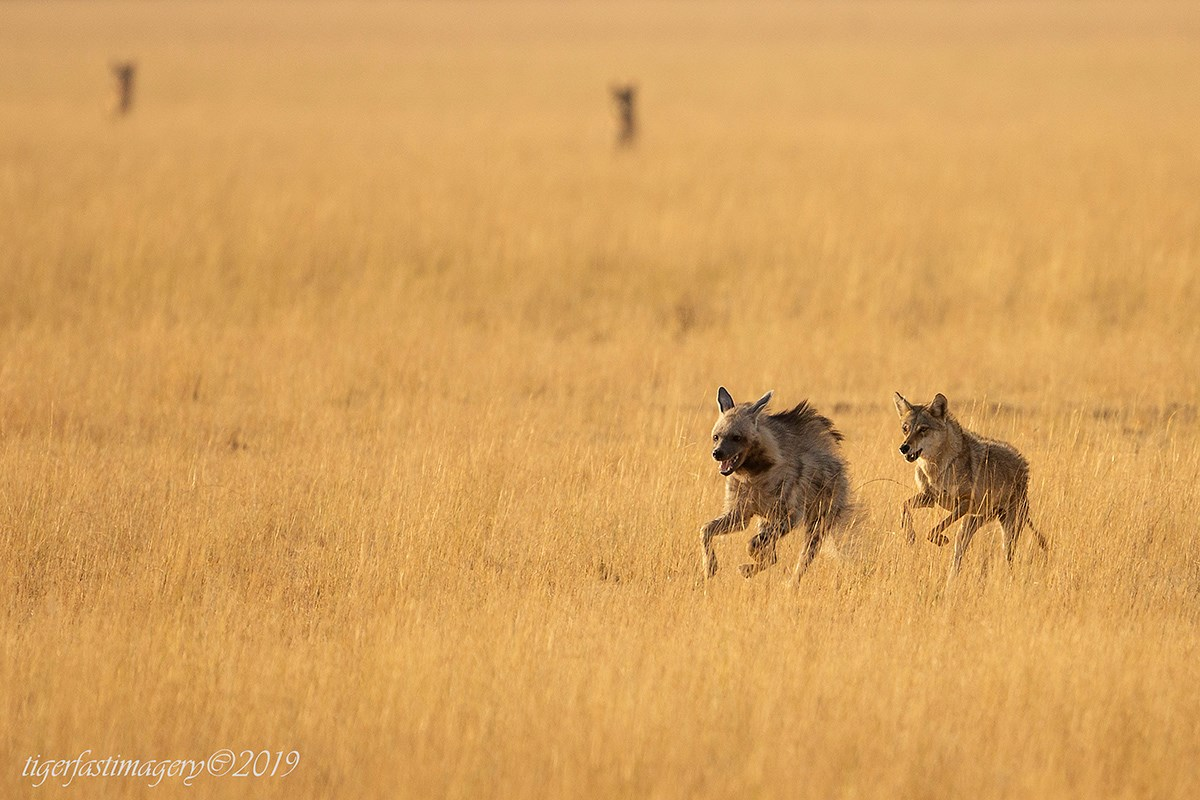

{"left": 768, "top": 401, "right": 844, "bottom": 443}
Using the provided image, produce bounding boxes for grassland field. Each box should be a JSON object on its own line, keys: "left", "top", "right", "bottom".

{"left": 2, "top": 2, "right": 1200, "bottom": 798}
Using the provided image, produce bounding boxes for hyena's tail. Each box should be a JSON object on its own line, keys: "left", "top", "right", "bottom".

{"left": 822, "top": 500, "right": 870, "bottom": 561}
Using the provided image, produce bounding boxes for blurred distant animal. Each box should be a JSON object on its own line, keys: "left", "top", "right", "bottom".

{"left": 610, "top": 84, "right": 637, "bottom": 146}
{"left": 111, "top": 61, "right": 136, "bottom": 115}
{"left": 894, "top": 392, "right": 1047, "bottom": 582}
{"left": 700, "top": 387, "right": 853, "bottom": 584}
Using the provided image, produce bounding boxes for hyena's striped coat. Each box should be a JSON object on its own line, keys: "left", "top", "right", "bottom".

{"left": 700, "top": 387, "right": 853, "bottom": 583}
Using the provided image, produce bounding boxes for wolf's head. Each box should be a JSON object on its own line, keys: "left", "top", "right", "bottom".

{"left": 710, "top": 387, "right": 772, "bottom": 476}
{"left": 893, "top": 392, "right": 951, "bottom": 463}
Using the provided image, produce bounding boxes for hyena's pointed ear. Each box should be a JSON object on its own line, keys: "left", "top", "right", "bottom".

{"left": 717, "top": 386, "right": 735, "bottom": 413}
{"left": 748, "top": 391, "right": 773, "bottom": 416}
{"left": 893, "top": 392, "right": 913, "bottom": 418}
{"left": 930, "top": 393, "right": 948, "bottom": 418}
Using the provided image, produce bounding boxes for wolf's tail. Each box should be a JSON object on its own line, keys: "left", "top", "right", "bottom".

{"left": 1026, "top": 516, "right": 1049, "bottom": 552}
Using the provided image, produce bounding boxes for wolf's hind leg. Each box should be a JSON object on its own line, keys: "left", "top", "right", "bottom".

{"left": 947, "top": 515, "right": 985, "bottom": 584}
{"left": 739, "top": 522, "right": 780, "bottom": 579}
{"left": 999, "top": 508, "right": 1022, "bottom": 565}
{"left": 1001, "top": 500, "right": 1047, "bottom": 562}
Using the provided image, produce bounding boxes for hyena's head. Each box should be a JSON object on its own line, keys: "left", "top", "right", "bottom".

{"left": 893, "top": 392, "right": 950, "bottom": 463}
{"left": 710, "top": 387, "right": 772, "bottom": 476}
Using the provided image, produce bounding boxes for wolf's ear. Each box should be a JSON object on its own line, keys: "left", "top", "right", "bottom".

{"left": 717, "top": 386, "right": 735, "bottom": 413}
{"left": 748, "top": 391, "right": 773, "bottom": 417}
{"left": 929, "top": 393, "right": 948, "bottom": 418}
{"left": 893, "top": 392, "right": 912, "bottom": 418}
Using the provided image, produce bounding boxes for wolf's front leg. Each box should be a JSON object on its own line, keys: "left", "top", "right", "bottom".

{"left": 900, "top": 491, "right": 935, "bottom": 544}
{"left": 700, "top": 511, "right": 747, "bottom": 578}
{"left": 927, "top": 505, "right": 968, "bottom": 547}
{"left": 739, "top": 520, "right": 782, "bottom": 579}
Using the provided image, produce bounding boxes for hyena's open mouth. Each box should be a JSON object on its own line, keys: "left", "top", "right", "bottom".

{"left": 718, "top": 451, "right": 745, "bottom": 476}
{"left": 904, "top": 448, "right": 922, "bottom": 463}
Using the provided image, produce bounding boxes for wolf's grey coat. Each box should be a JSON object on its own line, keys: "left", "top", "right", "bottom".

{"left": 895, "top": 392, "right": 1048, "bottom": 583}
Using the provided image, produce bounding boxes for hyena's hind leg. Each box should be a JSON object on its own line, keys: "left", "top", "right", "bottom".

{"left": 790, "top": 526, "right": 824, "bottom": 584}
{"left": 789, "top": 504, "right": 832, "bottom": 584}
{"left": 790, "top": 473, "right": 852, "bottom": 584}
{"left": 739, "top": 521, "right": 782, "bottom": 579}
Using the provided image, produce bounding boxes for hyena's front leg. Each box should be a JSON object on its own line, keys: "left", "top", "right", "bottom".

{"left": 739, "top": 520, "right": 783, "bottom": 579}
{"left": 700, "top": 510, "right": 747, "bottom": 578}
{"left": 900, "top": 491, "right": 935, "bottom": 544}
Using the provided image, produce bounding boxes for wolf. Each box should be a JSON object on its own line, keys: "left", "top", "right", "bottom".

{"left": 700, "top": 387, "right": 853, "bottom": 583}
{"left": 894, "top": 392, "right": 1048, "bottom": 581}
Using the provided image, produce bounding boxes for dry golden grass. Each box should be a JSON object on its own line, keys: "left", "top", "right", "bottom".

{"left": 2, "top": 1, "right": 1200, "bottom": 797}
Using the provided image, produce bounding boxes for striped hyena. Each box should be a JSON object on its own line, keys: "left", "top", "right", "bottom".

{"left": 700, "top": 387, "right": 853, "bottom": 584}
